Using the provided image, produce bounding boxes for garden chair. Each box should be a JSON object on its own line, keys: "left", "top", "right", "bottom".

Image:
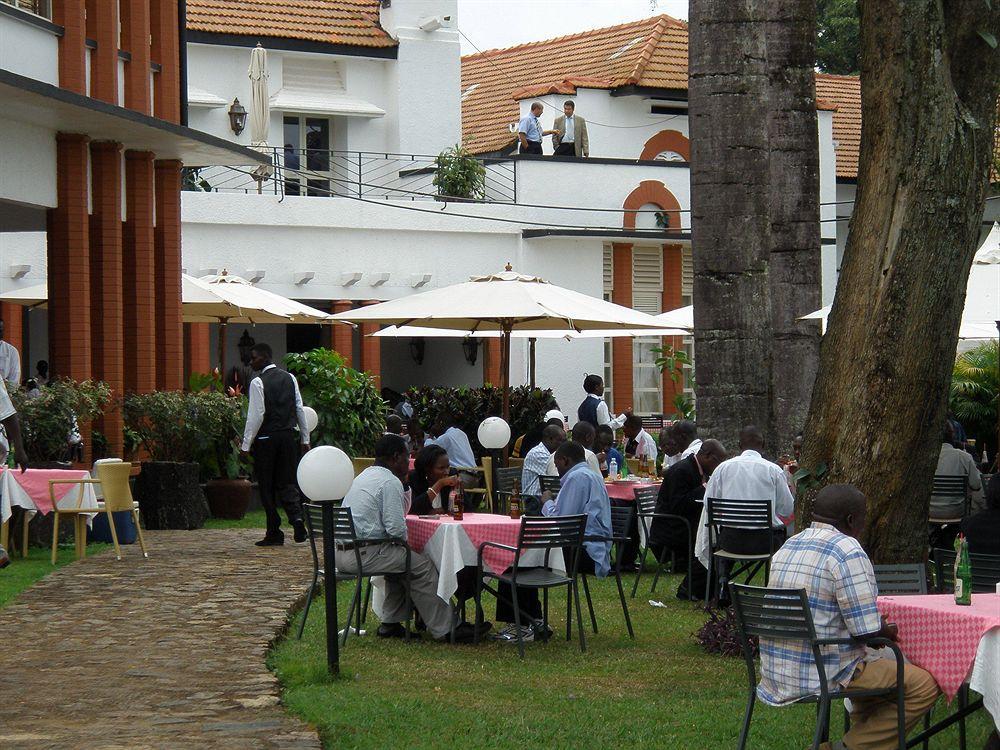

{"left": 640, "top": 415, "right": 665, "bottom": 431}
{"left": 932, "top": 548, "right": 1000, "bottom": 593}
{"left": 507, "top": 457, "right": 524, "bottom": 470}
{"left": 538, "top": 475, "right": 562, "bottom": 496}
{"left": 49, "top": 461, "right": 148, "bottom": 564}
{"left": 454, "top": 455, "right": 493, "bottom": 512}
{"left": 493, "top": 467, "right": 522, "bottom": 514}
{"left": 579, "top": 504, "right": 635, "bottom": 639}
{"left": 298, "top": 502, "right": 415, "bottom": 644}
{"left": 928, "top": 476, "right": 968, "bottom": 549}
{"left": 731, "top": 584, "right": 906, "bottom": 750}
{"left": 474, "top": 514, "right": 588, "bottom": 658}
{"left": 630, "top": 484, "right": 693, "bottom": 599}
{"left": 873, "top": 563, "right": 927, "bottom": 595}
{"left": 352, "top": 457, "right": 375, "bottom": 476}
{"left": 703, "top": 498, "right": 775, "bottom": 603}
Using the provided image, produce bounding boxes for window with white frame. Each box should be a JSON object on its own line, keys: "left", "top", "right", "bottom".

{"left": 632, "top": 246, "right": 663, "bottom": 415}
{"left": 680, "top": 245, "right": 695, "bottom": 401}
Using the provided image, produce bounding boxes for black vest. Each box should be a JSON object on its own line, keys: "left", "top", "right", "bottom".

{"left": 258, "top": 367, "right": 297, "bottom": 436}
{"left": 577, "top": 395, "right": 599, "bottom": 427}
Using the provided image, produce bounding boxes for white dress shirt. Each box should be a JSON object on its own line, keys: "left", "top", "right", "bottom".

{"left": 695, "top": 449, "right": 795, "bottom": 567}
{"left": 631, "top": 428, "right": 658, "bottom": 463}
{"left": 0, "top": 378, "right": 15, "bottom": 462}
{"left": 586, "top": 394, "right": 626, "bottom": 430}
{"left": 563, "top": 115, "right": 575, "bottom": 143}
{"left": 0, "top": 340, "right": 21, "bottom": 388}
{"left": 663, "top": 438, "right": 703, "bottom": 470}
{"left": 240, "top": 364, "right": 309, "bottom": 451}
{"left": 545, "top": 447, "right": 602, "bottom": 478}
{"left": 426, "top": 426, "right": 477, "bottom": 469}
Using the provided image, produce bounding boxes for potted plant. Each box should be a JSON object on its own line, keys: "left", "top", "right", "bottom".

{"left": 122, "top": 390, "right": 240, "bottom": 529}
{"left": 202, "top": 389, "right": 253, "bottom": 520}
{"left": 432, "top": 144, "right": 487, "bottom": 202}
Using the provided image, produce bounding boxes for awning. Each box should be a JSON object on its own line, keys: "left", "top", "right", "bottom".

{"left": 269, "top": 90, "right": 385, "bottom": 118}
{"left": 0, "top": 68, "right": 267, "bottom": 167}
{"left": 186, "top": 86, "right": 228, "bottom": 108}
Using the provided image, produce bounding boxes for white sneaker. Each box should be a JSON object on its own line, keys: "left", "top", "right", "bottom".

{"left": 493, "top": 624, "right": 534, "bottom": 643}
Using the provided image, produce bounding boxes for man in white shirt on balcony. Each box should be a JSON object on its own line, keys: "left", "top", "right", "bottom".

{"left": 552, "top": 100, "right": 590, "bottom": 157}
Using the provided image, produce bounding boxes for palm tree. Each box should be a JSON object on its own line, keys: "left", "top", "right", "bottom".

{"left": 950, "top": 341, "right": 999, "bottom": 460}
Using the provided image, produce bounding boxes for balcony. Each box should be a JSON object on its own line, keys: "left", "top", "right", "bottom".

{"left": 1, "top": 0, "right": 51, "bottom": 19}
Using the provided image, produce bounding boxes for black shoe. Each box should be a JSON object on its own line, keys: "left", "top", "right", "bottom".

{"left": 293, "top": 521, "right": 308, "bottom": 543}
{"left": 531, "top": 620, "right": 554, "bottom": 641}
{"left": 442, "top": 621, "right": 486, "bottom": 644}
{"left": 255, "top": 536, "right": 284, "bottom": 547}
{"left": 377, "top": 623, "right": 420, "bottom": 640}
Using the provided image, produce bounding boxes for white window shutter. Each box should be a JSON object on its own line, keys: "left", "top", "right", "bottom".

{"left": 632, "top": 246, "right": 662, "bottom": 315}
{"left": 603, "top": 244, "right": 613, "bottom": 294}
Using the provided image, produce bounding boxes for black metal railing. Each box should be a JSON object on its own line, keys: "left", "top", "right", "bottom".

{"left": 187, "top": 147, "right": 517, "bottom": 204}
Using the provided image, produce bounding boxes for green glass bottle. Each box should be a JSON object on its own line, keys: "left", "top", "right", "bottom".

{"left": 620, "top": 443, "right": 630, "bottom": 478}
{"left": 954, "top": 534, "right": 973, "bottom": 606}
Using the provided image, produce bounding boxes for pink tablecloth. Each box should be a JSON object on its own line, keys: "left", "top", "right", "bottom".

{"left": 877, "top": 594, "right": 1000, "bottom": 700}
{"left": 604, "top": 479, "right": 658, "bottom": 501}
{"left": 407, "top": 512, "right": 524, "bottom": 574}
{"left": 0, "top": 467, "right": 93, "bottom": 517}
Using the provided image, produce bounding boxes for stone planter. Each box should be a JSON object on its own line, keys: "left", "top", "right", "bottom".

{"left": 134, "top": 461, "right": 209, "bottom": 530}
{"left": 205, "top": 477, "right": 252, "bottom": 520}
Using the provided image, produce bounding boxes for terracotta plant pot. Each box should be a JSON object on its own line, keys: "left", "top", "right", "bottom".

{"left": 205, "top": 477, "right": 252, "bottom": 520}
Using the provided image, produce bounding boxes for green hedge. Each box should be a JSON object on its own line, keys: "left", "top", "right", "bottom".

{"left": 405, "top": 385, "right": 557, "bottom": 458}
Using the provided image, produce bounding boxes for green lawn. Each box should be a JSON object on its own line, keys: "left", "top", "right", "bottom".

{"left": 270, "top": 573, "right": 994, "bottom": 750}
{"left": 0, "top": 541, "right": 110, "bottom": 609}
{"left": 204, "top": 508, "right": 269, "bottom": 530}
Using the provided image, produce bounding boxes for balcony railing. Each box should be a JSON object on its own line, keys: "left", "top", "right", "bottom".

{"left": 2, "top": 0, "right": 51, "bottom": 19}
{"left": 186, "top": 147, "right": 517, "bottom": 204}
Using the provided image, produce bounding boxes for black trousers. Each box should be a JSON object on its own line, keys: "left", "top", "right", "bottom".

{"left": 610, "top": 497, "right": 640, "bottom": 567}
{"left": 553, "top": 142, "right": 576, "bottom": 156}
{"left": 495, "top": 550, "right": 597, "bottom": 624}
{"left": 252, "top": 430, "right": 303, "bottom": 538}
{"left": 520, "top": 140, "right": 542, "bottom": 155}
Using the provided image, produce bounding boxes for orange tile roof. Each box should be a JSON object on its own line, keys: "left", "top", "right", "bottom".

{"left": 186, "top": 0, "right": 397, "bottom": 49}
{"left": 461, "top": 15, "right": 864, "bottom": 178}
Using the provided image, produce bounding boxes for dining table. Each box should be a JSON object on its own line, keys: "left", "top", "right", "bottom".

{"left": 0, "top": 467, "right": 98, "bottom": 556}
{"left": 603, "top": 477, "right": 659, "bottom": 502}
{"left": 877, "top": 593, "right": 1000, "bottom": 737}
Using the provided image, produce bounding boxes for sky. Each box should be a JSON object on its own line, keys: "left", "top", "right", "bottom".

{"left": 455, "top": 0, "right": 688, "bottom": 55}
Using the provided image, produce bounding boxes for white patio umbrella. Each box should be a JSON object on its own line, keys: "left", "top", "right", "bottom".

{"left": 332, "top": 266, "right": 666, "bottom": 422}
{"left": 799, "top": 304, "right": 998, "bottom": 339}
{"left": 656, "top": 304, "right": 693, "bottom": 330}
{"left": 248, "top": 44, "right": 273, "bottom": 185}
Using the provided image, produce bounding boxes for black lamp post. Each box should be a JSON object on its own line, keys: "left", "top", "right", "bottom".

{"left": 228, "top": 98, "right": 247, "bottom": 135}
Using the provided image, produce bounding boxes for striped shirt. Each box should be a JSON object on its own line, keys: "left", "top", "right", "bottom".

{"left": 521, "top": 441, "right": 552, "bottom": 496}
{"left": 757, "top": 523, "right": 882, "bottom": 706}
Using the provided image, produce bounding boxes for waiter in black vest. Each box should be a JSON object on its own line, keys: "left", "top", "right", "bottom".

{"left": 240, "top": 343, "right": 310, "bottom": 546}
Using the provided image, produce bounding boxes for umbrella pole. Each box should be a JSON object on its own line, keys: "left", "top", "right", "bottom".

{"left": 218, "top": 318, "right": 228, "bottom": 379}
{"left": 501, "top": 324, "right": 511, "bottom": 464}
{"left": 529, "top": 337, "right": 536, "bottom": 389}
{"left": 995, "top": 319, "right": 999, "bottom": 472}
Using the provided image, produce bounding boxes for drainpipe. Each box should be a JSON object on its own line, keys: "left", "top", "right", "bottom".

{"left": 178, "top": 0, "right": 188, "bottom": 126}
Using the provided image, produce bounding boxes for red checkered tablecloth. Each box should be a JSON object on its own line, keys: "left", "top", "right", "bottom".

{"left": 407, "top": 512, "right": 524, "bottom": 574}
{"left": 877, "top": 594, "right": 1000, "bottom": 701}
{"left": 604, "top": 479, "right": 658, "bottom": 501}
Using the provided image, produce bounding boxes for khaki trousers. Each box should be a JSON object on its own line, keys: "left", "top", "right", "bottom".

{"left": 336, "top": 543, "right": 456, "bottom": 640}
{"left": 843, "top": 659, "right": 940, "bottom": 750}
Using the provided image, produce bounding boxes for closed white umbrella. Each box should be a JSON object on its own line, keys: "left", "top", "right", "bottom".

{"left": 248, "top": 44, "right": 273, "bottom": 184}
{"left": 332, "top": 266, "right": 665, "bottom": 422}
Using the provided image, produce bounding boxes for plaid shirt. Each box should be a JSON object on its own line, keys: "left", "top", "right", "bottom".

{"left": 521, "top": 441, "right": 552, "bottom": 496}
{"left": 757, "top": 523, "right": 882, "bottom": 706}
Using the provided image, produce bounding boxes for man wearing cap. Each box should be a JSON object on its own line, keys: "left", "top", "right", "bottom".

{"left": 514, "top": 409, "right": 565, "bottom": 458}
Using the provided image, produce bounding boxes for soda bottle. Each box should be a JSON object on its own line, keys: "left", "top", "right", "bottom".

{"left": 509, "top": 478, "right": 522, "bottom": 519}
{"left": 452, "top": 482, "right": 464, "bottom": 520}
{"left": 955, "top": 534, "right": 972, "bottom": 606}
{"left": 608, "top": 458, "right": 618, "bottom": 480}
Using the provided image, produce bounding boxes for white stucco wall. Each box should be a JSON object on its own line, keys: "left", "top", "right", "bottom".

{"left": 0, "top": 117, "right": 57, "bottom": 209}
{"left": 0, "top": 11, "right": 59, "bottom": 85}
{"left": 818, "top": 109, "right": 838, "bottom": 305}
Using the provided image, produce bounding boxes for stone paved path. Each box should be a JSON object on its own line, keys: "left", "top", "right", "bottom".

{"left": 0, "top": 529, "right": 323, "bottom": 749}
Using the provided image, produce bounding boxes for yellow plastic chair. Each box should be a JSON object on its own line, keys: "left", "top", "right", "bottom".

{"left": 49, "top": 462, "right": 148, "bottom": 564}
{"left": 352, "top": 457, "right": 375, "bottom": 476}
{"left": 455, "top": 456, "right": 494, "bottom": 511}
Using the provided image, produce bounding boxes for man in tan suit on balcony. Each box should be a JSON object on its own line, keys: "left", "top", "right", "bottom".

{"left": 552, "top": 100, "right": 589, "bottom": 157}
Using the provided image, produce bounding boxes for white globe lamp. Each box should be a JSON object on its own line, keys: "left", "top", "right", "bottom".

{"left": 302, "top": 405, "right": 319, "bottom": 433}
{"left": 297, "top": 445, "right": 354, "bottom": 502}
{"left": 477, "top": 416, "right": 511, "bottom": 450}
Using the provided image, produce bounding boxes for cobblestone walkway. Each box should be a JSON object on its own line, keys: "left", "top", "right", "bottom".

{"left": 0, "top": 529, "right": 322, "bottom": 749}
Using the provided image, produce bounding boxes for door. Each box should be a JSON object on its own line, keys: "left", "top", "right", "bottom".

{"left": 282, "top": 116, "right": 331, "bottom": 197}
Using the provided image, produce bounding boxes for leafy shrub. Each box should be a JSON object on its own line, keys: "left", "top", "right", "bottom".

{"left": 283, "top": 348, "right": 385, "bottom": 457}
{"left": 695, "top": 607, "right": 753, "bottom": 659}
{"left": 950, "top": 340, "right": 998, "bottom": 457}
{"left": 122, "top": 390, "right": 244, "bottom": 477}
{"left": 10, "top": 379, "right": 112, "bottom": 462}
{"left": 433, "top": 144, "right": 487, "bottom": 200}
{"left": 404, "top": 385, "right": 557, "bottom": 458}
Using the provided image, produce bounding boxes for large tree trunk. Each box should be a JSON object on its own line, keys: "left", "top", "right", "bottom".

{"left": 798, "top": 2, "right": 1000, "bottom": 563}
{"left": 689, "top": 0, "right": 821, "bottom": 453}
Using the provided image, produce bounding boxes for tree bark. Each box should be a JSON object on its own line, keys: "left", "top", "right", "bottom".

{"left": 689, "top": 0, "right": 821, "bottom": 453}
{"left": 798, "top": 2, "right": 1000, "bottom": 562}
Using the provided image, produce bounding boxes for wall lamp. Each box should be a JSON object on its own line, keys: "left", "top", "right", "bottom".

{"left": 228, "top": 98, "right": 247, "bottom": 135}
{"left": 409, "top": 337, "right": 425, "bottom": 365}
{"left": 462, "top": 336, "right": 480, "bottom": 365}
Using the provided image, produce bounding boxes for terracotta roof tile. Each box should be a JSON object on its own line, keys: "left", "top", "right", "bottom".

{"left": 187, "top": 0, "right": 397, "bottom": 48}
{"left": 814, "top": 74, "right": 861, "bottom": 179}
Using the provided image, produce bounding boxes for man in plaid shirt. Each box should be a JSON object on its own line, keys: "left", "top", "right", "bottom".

{"left": 759, "top": 485, "right": 939, "bottom": 749}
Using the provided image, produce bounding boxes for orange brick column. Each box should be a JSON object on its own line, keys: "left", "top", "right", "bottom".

{"left": 661, "top": 243, "right": 685, "bottom": 406}
{"left": 85, "top": 0, "right": 118, "bottom": 104}
{"left": 52, "top": 0, "right": 87, "bottom": 93}
{"left": 123, "top": 151, "right": 157, "bottom": 393}
{"left": 121, "top": 0, "right": 152, "bottom": 114}
{"left": 611, "top": 242, "right": 634, "bottom": 413}
{"left": 331, "top": 300, "right": 354, "bottom": 366}
{"left": 183, "top": 323, "right": 211, "bottom": 385}
{"left": 483, "top": 339, "right": 501, "bottom": 386}
{"left": 154, "top": 160, "right": 184, "bottom": 390}
{"left": 359, "top": 301, "right": 381, "bottom": 390}
{"left": 0, "top": 303, "right": 24, "bottom": 363}
{"left": 150, "top": 0, "right": 180, "bottom": 122}
{"left": 47, "top": 133, "right": 92, "bottom": 382}
{"left": 89, "top": 141, "right": 125, "bottom": 458}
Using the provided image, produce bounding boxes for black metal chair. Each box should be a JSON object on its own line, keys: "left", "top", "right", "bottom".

{"left": 298, "top": 502, "right": 415, "bottom": 644}
{"left": 929, "top": 475, "right": 969, "bottom": 525}
{"left": 473, "top": 514, "right": 588, "bottom": 659}
{"left": 538, "top": 475, "right": 562, "bottom": 495}
{"left": 579, "top": 505, "right": 635, "bottom": 639}
{"left": 933, "top": 548, "right": 1000, "bottom": 593}
{"left": 495, "top": 466, "right": 522, "bottom": 494}
{"left": 640, "top": 415, "right": 665, "bottom": 432}
{"left": 731, "top": 584, "right": 906, "bottom": 750}
{"left": 630, "top": 484, "right": 694, "bottom": 599}
{"left": 873, "top": 563, "right": 928, "bottom": 595}
{"left": 704, "top": 498, "right": 776, "bottom": 603}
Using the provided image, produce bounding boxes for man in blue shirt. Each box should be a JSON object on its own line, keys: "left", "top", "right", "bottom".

{"left": 517, "top": 101, "right": 556, "bottom": 155}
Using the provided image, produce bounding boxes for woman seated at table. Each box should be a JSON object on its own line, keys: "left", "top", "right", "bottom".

{"left": 408, "top": 445, "right": 461, "bottom": 515}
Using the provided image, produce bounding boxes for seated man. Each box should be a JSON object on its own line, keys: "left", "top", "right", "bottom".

{"left": 932, "top": 422, "right": 983, "bottom": 520}
{"left": 515, "top": 409, "right": 564, "bottom": 458}
{"left": 648, "top": 439, "right": 727, "bottom": 599}
{"left": 622, "top": 414, "right": 658, "bottom": 466}
{"left": 595, "top": 424, "right": 625, "bottom": 477}
{"left": 545, "top": 421, "right": 602, "bottom": 477}
{"left": 495, "top": 441, "right": 613, "bottom": 642}
{"left": 661, "top": 420, "right": 701, "bottom": 474}
{"left": 759, "top": 485, "right": 939, "bottom": 750}
{"left": 340, "top": 434, "right": 489, "bottom": 643}
{"left": 960, "top": 474, "right": 1000, "bottom": 555}
{"left": 522, "top": 424, "right": 565, "bottom": 497}
{"left": 426, "top": 413, "right": 480, "bottom": 493}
